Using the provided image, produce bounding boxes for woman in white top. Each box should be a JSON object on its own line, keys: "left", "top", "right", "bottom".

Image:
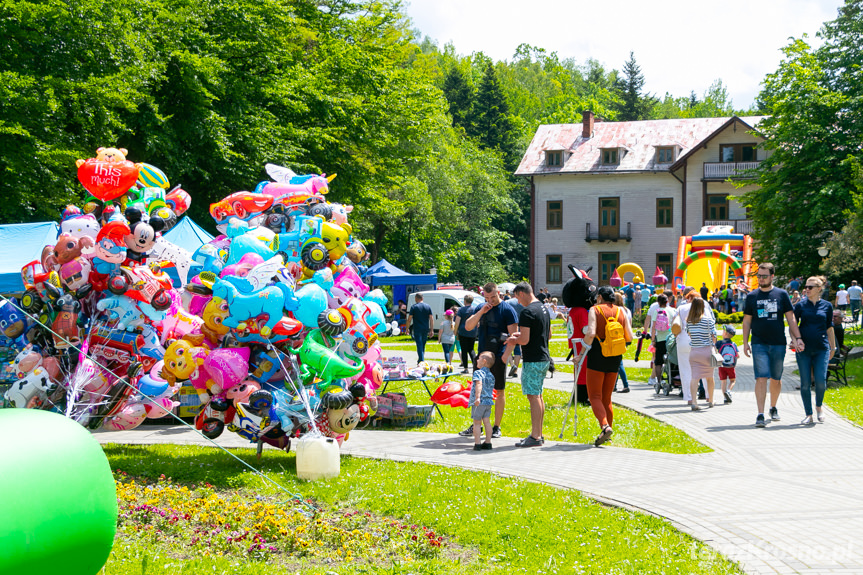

{"left": 685, "top": 297, "right": 717, "bottom": 410}
{"left": 438, "top": 309, "right": 456, "bottom": 363}
{"left": 671, "top": 286, "right": 715, "bottom": 405}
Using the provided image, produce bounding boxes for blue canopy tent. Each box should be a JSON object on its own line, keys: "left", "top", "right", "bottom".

{"left": 162, "top": 216, "right": 214, "bottom": 254}
{"left": 158, "top": 217, "right": 215, "bottom": 287}
{"left": 362, "top": 259, "right": 437, "bottom": 306}
{"left": 0, "top": 222, "right": 60, "bottom": 294}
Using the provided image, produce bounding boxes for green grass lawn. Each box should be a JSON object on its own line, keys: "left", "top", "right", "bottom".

{"left": 102, "top": 443, "right": 741, "bottom": 575}
{"left": 376, "top": 372, "right": 708, "bottom": 455}
{"left": 824, "top": 331, "right": 863, "bottom": 425}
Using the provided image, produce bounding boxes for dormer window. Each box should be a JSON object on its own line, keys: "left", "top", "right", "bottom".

{"left": 601, "top": 148, "right": 620, "bottom": 165}
{"left": 546, "top": 150, "right": 563, "bottom": 167}
{"left": 656, "top": 146, "right": 675, "bottom": 163}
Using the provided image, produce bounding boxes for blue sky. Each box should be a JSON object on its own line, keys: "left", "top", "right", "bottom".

{"left": 404, "top": 0, "right": 844, "bottom": 109}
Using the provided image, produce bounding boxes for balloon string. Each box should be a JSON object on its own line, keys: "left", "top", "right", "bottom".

{"left": 267, "top": 343, "right": 320, "bottom": 436}
{"left": 0, "top": 294, "right": 318, "bottom": 516}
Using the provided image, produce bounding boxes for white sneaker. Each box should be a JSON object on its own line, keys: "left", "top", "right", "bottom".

{"left": 648, "top": 377, "right": 657, "bottom": 386}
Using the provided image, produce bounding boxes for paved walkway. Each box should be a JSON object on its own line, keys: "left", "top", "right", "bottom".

{"left": 95, "top": 347, "right": 863, "bottom": 575}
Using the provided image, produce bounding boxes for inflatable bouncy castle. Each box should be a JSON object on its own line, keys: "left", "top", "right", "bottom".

{"left": 672, "top": 226, "right": 757, "bottom": 294}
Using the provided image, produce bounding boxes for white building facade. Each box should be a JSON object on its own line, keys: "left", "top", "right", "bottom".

{"left": 515, "top": 113, "right": 767, "bottom": 292}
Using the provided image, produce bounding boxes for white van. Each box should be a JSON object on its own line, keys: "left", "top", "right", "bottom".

{"left": 407, "top": 290, "right": 485, "bottom": 332}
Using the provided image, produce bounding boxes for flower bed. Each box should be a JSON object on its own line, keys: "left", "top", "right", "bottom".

{"left": 114, "top": 470, "right": 451, "bottom": 565}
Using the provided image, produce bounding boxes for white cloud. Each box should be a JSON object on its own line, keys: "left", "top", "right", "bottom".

{"left": 405, "top": 0, "right": 843, "bottom": 108}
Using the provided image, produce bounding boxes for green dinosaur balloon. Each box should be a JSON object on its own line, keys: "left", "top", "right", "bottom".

{"left": 296, "top": 328, "right": 363, "bottom": 385}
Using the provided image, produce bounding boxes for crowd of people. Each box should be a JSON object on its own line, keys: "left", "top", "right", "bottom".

{"left": 397, "top": 262, "right": 850, "bottom": 450}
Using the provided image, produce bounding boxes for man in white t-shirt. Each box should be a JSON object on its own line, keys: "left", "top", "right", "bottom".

{"left": 835, "top": 284, "right": 850, "bottom": 312}
{"left": 671, "top": 287, "right": 715, "bottom": 404}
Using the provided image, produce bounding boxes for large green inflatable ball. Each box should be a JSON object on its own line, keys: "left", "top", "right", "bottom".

{"left": 0, "top": 409, "right": 117, "bottom": 575}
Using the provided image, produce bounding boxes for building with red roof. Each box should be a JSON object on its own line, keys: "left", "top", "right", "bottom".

{"left": 515, "top": 112, "right": 768, "bottom": 290}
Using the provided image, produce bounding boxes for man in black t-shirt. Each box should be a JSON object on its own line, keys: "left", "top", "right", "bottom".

{"left": 504, "top": 282, "right": 551, "bottom": 447}
{"left": 406, "top": 293, "right": 434, "bottom": 363}
{"left": 458, "top": 283, "right": 518, "bottom": 439}
{"left": 742, "top": 262, "right": 803, "bottom": 427}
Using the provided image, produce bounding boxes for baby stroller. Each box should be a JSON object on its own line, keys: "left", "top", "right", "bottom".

{"left": 655, "top": 333, "right": 683, "bottom": 397}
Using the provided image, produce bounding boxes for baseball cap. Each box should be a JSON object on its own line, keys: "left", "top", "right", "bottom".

{"left": 839, "top": 284, "right": 846, "bottom": 289}
{"left": 723, "top": 325, "right": 736, "bottom": 336}
{"left": 445, "top": 309, "right": 454, "bottom": 316}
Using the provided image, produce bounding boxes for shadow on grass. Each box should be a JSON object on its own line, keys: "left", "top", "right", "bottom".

{"left": 102, "top": 443, "right": 298, "bottom": 489}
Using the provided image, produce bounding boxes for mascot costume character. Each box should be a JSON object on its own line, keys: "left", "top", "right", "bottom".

{"left": 562, "top": 265, "right": 596, "bottom": 404}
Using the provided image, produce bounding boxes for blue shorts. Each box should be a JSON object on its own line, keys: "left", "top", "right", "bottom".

{"left": 751, "top": 344, "right": 786, "bottom": 380}
{"left": 521, "top": 361, "right": 550, "bottom": 395}
{"left": 471, "top": 404, "right": 493, "bottom": 420}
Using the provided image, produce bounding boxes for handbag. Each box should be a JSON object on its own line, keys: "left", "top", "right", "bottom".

{"left": 710, "top": 348, "right": 724, "bottom": 368}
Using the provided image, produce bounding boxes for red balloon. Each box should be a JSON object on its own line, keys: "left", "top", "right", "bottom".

{"left": 77, "top": 159, "right": 139, "bottom": 201}
{"left": 431, "top": 381, "right": 465, "bottom": 404}
{"left": 448, "top": 394, "right": 469, "bottom": 408}
{"left": 431, "top": 380, "right": 474, "bottom": 408}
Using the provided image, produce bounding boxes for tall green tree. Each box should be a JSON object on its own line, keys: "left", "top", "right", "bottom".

{"left": 614, "top": 51, "right": 657, "bottom": 121}
{"left": 742, "top": 0, "right": 863, "bottom": 276}
{"left": 442, "top": 66, "right": 474, "bottom": 132}
{"left": 468, "top": 63, "right": 517, "bottom": 163}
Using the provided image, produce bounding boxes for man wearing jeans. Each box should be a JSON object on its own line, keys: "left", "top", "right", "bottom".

{"left": 406, "top": 293, "right": 433, "bottom": 363}
{"left": 742, "top": 263, "right": 803, "bottom": 427}
{"left": 848, "top": 280, "right": 863, "bottom": 324}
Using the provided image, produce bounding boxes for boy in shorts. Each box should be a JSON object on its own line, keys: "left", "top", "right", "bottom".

{"left": 716, "top": 325, "right": 739, "bottom": 403}
{"left": 471, "top": 351, "right": 496, "bottom": 450}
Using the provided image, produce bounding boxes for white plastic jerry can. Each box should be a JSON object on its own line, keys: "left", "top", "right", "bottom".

{"left": 295, "top": 435, "right": 340, "bottom": 480}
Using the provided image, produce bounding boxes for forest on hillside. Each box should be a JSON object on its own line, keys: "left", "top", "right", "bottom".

{"left": 0, "top": 0, "right": 762, "bottom": 284}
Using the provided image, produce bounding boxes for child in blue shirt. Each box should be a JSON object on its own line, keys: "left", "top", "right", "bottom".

{"left": 716, "top": 325, "right": 739, "bottom": 404}
{"left": 470, "top": 351, "right": 496, "bottom": 450}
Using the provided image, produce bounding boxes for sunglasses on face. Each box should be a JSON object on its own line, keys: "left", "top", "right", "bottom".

{"left": 756, "top": 274, "right": 772, "bottom": 279}
{"left": 802, "top": 285, "right": 820, "bottom": 290}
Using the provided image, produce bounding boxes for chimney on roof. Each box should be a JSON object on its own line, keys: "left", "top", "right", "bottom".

{"left": 582, "top": 110, "right": 594, "bottom": 139}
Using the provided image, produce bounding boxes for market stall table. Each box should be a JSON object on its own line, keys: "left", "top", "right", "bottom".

{"left": 379, "top": 371, "right": 462, "bottom": 421}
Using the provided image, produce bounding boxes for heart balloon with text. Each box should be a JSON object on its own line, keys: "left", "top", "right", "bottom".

{"left": 77, "top": 159, "right": 140, "bottom": 201}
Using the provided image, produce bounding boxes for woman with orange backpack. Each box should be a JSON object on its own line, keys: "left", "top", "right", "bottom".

{"left": 582, "top": 286, "right": 634, "bottom": 446}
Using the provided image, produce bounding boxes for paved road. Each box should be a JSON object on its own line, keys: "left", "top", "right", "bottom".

{"left": 96, "top": 345, "right": 863, "bottom": 574}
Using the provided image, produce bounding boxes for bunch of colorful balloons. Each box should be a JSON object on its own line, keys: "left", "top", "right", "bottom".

{"left": 0, "top": 148, "right": 388, "bottom": 451}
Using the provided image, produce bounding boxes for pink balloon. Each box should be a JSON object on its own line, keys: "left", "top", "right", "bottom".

{"left": 102, "top": 402, "right": 147, "bottom": 430}
{"left": 77, "top": 357, "right": 111, "bottom": 396}
{"left": 203, "top": 347, "right": 251, "bottom": 394}
{"left": 220, "top": 253, "right": 264, "bottom": 278}
{"left": 226, "top": 379, "right": 260, "bottom": 404}
{"left": 144, "top": 397, "right": 179, "bottom": 419}
{"left": 157, "top": 308, "right": 204, "bottom": 344}
{"left": 354, "top": 360, "right": 383, "bottom": 393}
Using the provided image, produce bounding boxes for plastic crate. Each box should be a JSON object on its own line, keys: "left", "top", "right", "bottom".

{"left": 375, "top": 395, "right": 393, "bottom": 418}
{"left": 392, "top": 404, "right": 434, "bottom": 428}
{"left": 175, "top": 385, "right": 202, "bottom": 418}
{"left": 384, "top": 392, "right": 407, "bottom": 415}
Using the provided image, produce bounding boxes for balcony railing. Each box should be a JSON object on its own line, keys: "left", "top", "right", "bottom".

{"left": 585, "top": 222, "right": 632, "bottom": 242}
{"left": 703, "top": 219, "right": 755, "bottom": 235}
{"left": 703, "top": 161, "right": 761, "bottom": 180}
